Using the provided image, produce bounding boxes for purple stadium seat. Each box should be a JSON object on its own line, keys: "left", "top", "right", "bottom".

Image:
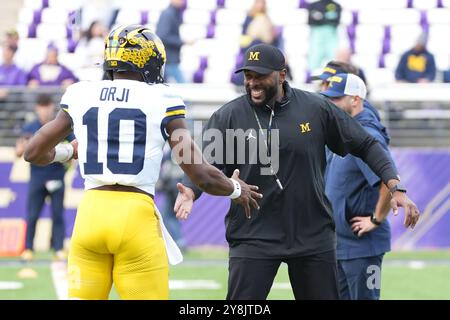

{"left": 33, "top": 9, "right": 42, "bottom": 24}
{"left": 42, "top": 0, "right": 49, "bottom": 8}
{"left": 217, "top": 0, "right": 225, "bottom": 8}
{"left": 378, "top": 54, "right": 386, "bottom": 68}
{"left": 305, "top": 70, "right": 312, "bottom": 83}
{"left": 347, "top": 24, "right": 356, "bottom": 41}
{"left": 382, "top": 36, "right": 390, "bottom": 54}
{"left": 299, "top": 0, "right": 308, "bottom": 9}
{"left": 67, "top": 38, "right": 77, "bottom": 53}
{"left": 210, "top": 10, "right": 217, "bottom": 25}
{"left": 140, "top": 11, "right": 149, "bottom": 25}
{"left": 199, "top": 56, "right": 208, "bottom": 69}
{"left": 352, "top": 10, "right": 359, "bottom": 25}
{"left": 206, "top": 23, "right": 215, "bottom": 39}
{"left": 66, "top": 26, "right": 72, "bottom": 39}
{"left": 28, "top": 23, "right": 37, "bottom": 38}
{"left": 384, "top": 25, "right": 391, "bottom": 40}
{"left": 420, "top": 10, "right": 428, "bottom": 29}
{"left": 193, "top": 68, "right": 205, "bottom": 83}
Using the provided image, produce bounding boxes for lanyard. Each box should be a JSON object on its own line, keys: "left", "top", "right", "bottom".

{"left": 252, "top": 106, "right": 284, "bottom": 190}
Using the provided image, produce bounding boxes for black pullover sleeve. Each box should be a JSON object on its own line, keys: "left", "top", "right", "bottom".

{"left": 322, "top": 99, "right": 399, "bottom": 185}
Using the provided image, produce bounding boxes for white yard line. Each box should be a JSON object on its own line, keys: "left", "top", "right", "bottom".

{"left": 169, "top": 280, "right": 221, "bottom": 290}
{"left": 0, "top": 281, "right": 23, "bottom": 290}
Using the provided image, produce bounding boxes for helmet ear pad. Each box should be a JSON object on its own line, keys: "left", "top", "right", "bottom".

{"left": 103, "top": 24, "right": 166, "bottom": 84}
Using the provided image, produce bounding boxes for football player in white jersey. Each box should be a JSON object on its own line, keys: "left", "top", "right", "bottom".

{"left": 24, "top": 24, "right": 262, "bottom": 300}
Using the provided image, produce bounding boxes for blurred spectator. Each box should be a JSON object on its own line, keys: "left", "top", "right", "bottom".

{"left": 232, "top": 0, "right": 290, "bottom": 85}
{"left": 443, "top": 69, "right": 450, "bottom": 83}
{"left": 240, "top": 0, "right": 283, "bottom": 49}
{"left": 307, "top": 0, "right": 342, "bottom": 72}
{"left": 80, "top": 0, "right": 119, "bottom": 30}
{"left": 16, "top": 94, "right": 75, "bottom": 261}
{"left": 0, "top": 43, "right": 27, "bottom": 87}
{"left": 157, "top": 149, "right": 187, "bottom": 251}
{"left": 156, "top": 0, "right": 189, "bottom": 83}
{"left": 395, "top": 32, "right": 436, "bottom": 83}
{"left": 311, "top": 60, "right": 359, "bottom": 92}
{"left": 0, "top": 29, "right": 27, "bottom": 69}
{"left": 27, "top": 43, "right": 78, "bottom": 88}
{"left": 74, "top": 20, "right": 107, "bottom": 80}
{"left": 0, "top": 43, "right": 27, "bottom": 108}
{"left": 335, "top": 47, "right": 367, "bottom": 85}
{"left": 312, "top": 60, "right": 383, "bottom": 130}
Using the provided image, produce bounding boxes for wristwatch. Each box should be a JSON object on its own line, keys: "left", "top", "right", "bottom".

{"left": 389, "top": 184, "right": 407, "bottom": 195}
{"left": 370, "top": 214, "right": 382, "bottom": 226}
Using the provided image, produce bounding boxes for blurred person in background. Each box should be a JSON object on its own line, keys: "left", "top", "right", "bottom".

{"left": 312, "top": 60, "right": 380, "bottom": 120}
{"left": 0, "top": 43, "right": 27, "bottom": 102}
{"left": 75, "top": 20, "right": 107, "bottom": 80}
{"left": 27, "top": 43, "right": 78, "bottom": 88}
{"left": 15, "top": 94, "right": 75, "bottom": 261}
{"left": 0, "top": 30, "right": 19, "bottom": 64}
{"left": 307, "top": 0, "right": 342, "bottom": 73}
{"left": 395, "top": 32, "right": 436, "bottom": 83}
{"left": 80, "top": 0, "right": 119, "bottom": 30}
{"left": 0, "top": 43, "right": 27, "bottom": 87}
{"left": 321, "top": 74, "right": 394, "bottom": 300}
{"left": 156, "top": 0, "right": 189, "bottom": 83}
{"left": 240, "top": 0, "right": 283, "bottom": 50}
{"left": 335, "top": 47, "right": 367, "bottom": 85}
{"left": 232, "top": 0, "right": 291, "bottom": 86}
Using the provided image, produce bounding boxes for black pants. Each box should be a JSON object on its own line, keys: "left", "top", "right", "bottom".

{"left": 25, "top": 178, "right": 65, "bottom": 251}
{"left": 227, "top": 250, "right": 339, "bottom": 300}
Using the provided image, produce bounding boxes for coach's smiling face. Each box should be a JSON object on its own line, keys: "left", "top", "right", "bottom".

{"left": 244, "top": 70, "right": 285, "bottom": 108}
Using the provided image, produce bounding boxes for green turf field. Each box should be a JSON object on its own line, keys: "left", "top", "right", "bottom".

{"left": 1, "top": 248, "right": 449, "bottom": 300}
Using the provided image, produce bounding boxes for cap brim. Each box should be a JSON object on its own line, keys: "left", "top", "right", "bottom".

{"left": 311, "top": 73, "right": 331, "bottom": 81}
{"left": 320, "top": 90, "right": 345, "bottom": 98}
{"left": 234, "top": 66, "right": 274, "bottom": 75}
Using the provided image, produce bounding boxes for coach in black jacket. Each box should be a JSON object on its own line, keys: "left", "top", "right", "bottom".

{"left": 175, "top": 44, "right": 419, "bottom": 300}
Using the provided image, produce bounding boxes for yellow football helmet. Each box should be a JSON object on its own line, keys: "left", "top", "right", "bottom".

{"left": 103, "top": 24, "right": 166, "bottom": 83}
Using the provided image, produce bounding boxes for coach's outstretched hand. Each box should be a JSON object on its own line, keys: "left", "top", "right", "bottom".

{"left": 174, "top": 183, "right": 195, "bottom": 220}
{"left": 230, "top": 169, "right": 262, "bottom": 219}
{"left": 174, "top": 170, "right": 263, "bottom": 220}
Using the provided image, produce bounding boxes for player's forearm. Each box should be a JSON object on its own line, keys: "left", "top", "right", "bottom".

{"left": 24, "top": 133, "right": 57, "bottom": 165}
{"left": 374, "top": 183, "right": 392, "bottom": 222}
{"left": 198, "top": 164, "right": 234, "bottom": 196}
{"left": 24, "top": 111, "right": 73, "bottom": 165}
{"left": 182, "top": 163, "right": 234, "bottom": 197}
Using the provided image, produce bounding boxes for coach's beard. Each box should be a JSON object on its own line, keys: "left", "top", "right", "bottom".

{"left": 246, "top": 83, "right": 278, "bottom": 108}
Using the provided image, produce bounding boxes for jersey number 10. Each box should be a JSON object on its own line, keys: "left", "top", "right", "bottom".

{"left": 82, "top": 107, "right": 146, "bottom": 175}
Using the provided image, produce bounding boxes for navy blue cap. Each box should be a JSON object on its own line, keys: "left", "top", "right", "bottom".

{"left": 235, "top": 43, "right": 286, "bottom": 75}
{"left": 320, "top": 73, "right": 367, "bottom": 99}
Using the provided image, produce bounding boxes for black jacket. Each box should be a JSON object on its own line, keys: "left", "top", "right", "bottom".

{"left": 184, "top": 82, "right": 397, "bottom": 258}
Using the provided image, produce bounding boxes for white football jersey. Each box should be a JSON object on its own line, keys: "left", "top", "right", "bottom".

{"left": 61, "top": 79, "right": 186, "bottom": 195}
